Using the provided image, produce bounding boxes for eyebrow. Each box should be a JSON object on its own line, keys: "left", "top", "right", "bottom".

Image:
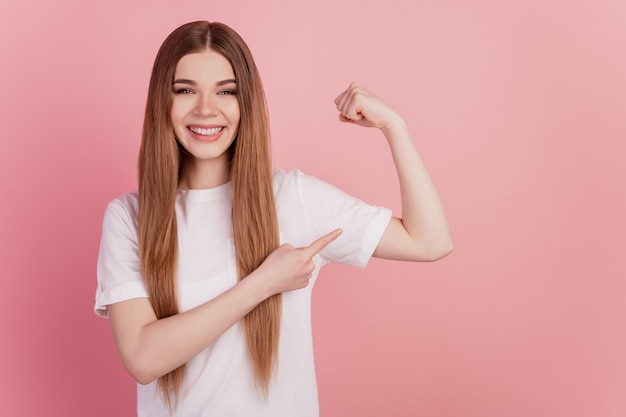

{"left": 172, "top": 78, "right": 237, "bottom": 86}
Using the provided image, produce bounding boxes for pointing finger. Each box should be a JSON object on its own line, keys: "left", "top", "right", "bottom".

{"left": 304, "top": 229, "right": 343, "bottom": 256}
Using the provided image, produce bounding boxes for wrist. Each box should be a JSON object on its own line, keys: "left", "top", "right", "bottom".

{"left": 243, "top": 267, "right": 276, "bottom": 301}
{"left": 380, "top": 115, "right": 408, "bottom": 140}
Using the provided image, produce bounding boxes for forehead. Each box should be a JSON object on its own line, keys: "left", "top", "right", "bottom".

{"left": 174, "top": 49, "right": 235, "bottom": 81}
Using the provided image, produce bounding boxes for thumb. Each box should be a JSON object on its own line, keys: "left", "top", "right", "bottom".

{"left": 339, "top": 113, "right": 361, "bottom": 123}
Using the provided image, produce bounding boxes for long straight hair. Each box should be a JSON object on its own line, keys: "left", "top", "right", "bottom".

{"left": 137, "top": 21, "right": 280, "bottom": 407}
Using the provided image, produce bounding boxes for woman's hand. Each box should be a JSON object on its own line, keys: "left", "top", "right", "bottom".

{"left": 334, "top": 82, "right": 404, "bottom": 132}
{"left": 255, "top": 229, "right": 343, "bottom": 295}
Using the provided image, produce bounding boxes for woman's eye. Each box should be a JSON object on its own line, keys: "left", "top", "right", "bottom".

{"left": 175, "top": 88, "right": 193, "bottom": 94}
{"left": 219, "top": 90, "right": 237, "bottom": 95}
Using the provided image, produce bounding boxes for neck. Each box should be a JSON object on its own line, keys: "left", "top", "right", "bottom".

{"left": 178, "top": 155, "right": 230, "bottom": 190}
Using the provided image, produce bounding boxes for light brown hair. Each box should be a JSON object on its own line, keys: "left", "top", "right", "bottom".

{"left": 137, "top": 21, "right": 280, "bottom": 407}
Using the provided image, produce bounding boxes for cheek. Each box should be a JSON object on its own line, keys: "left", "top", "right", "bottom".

{"left": 228, "top": 102, "right": 241, "bottom": 126}
{"left": 170, "top": 96, "right": 191, "bottom": 122}
{"left": 170, "top": 103, "right": 182, "bottom": 124}
{"left": 170, "top": 109, "right": 186, "bottom": 140}
{"left": 170, "top": 108, "right": 188, "bottom": 135}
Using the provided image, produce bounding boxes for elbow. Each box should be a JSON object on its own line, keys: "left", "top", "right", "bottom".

{"left": 133, "top": 371, "right": 158, "bottom": 386}
{"left": 128, "top": 365, "right": 159, "bottom": 386}
{"left": 121, "top": 354, "right": 159, "bottom": 385}
{"left": 418, "top": 237, "right": 454, "bottom": 262}
{"left": 429, "top": 239, "right": 454, "bottom": 261}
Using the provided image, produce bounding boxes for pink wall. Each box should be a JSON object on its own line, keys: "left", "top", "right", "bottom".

{"left": 1, "top": 0, "right": 625, "bottom": 416}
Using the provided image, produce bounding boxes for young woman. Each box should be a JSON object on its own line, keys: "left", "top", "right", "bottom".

{"left": 95, "top": 20, "right": 452, "bottom": 416}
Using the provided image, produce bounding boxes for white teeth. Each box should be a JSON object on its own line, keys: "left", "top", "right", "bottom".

{"left": 189, "top": 126, "right": 223, "bottom": 135}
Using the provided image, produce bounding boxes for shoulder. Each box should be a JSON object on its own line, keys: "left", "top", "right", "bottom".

{"left": 272, "top": 168, "right": 330, "bottom": 194}
{"left": 272, "top": 168, "right": 302, "bottom": 196}
{"left": 105, "top": 191, "right": 138, "bottom": 215}
{"left": 102, "top": 191, "right": 139, "bottom": 231}
{"left": 272, "top": 168, "right": 303, "bottom": 186}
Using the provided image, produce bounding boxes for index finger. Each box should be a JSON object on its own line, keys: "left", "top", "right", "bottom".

{"left": 303, "top": 229, "right": 343, "bottom": 256}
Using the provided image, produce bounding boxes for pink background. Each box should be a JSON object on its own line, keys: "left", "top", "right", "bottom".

{"left": 1, "top": 0, "right": 625, "bottom": 416}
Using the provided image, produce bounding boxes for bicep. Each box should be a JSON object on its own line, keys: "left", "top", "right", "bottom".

{"left": 373, "top": 217, "right": 418, "bottom": 260}
{"left": 373, "top": 216, "right": 448, "bottom": 262}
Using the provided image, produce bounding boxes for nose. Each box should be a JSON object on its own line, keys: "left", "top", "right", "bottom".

{"left": 194, "top": 94, "right": 218, "bottom": 117}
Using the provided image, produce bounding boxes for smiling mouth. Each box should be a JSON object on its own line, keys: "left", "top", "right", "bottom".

{"left": 188, "top": 126, "right": 224, "bottom": 136}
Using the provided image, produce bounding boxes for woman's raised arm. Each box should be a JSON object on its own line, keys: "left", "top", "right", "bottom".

{"left": 334, "top": 82, "right": 453, "bottom": 262}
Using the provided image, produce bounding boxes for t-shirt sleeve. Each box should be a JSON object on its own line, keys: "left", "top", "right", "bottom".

{"left": 276, "top": 169, "right": 392, "bottom": 269}
{"left": 94, "top": 196, "right": 148, "bottom": 318}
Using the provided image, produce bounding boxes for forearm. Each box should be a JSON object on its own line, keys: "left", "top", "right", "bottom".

{"left": 378, "top": 117, "right": 453, "bottom": 260}
{"left": 110, "top": 232, "right": 339, "bottom": 384}
{"left": 111, "top": 272, "right": 272, "bottom": 384}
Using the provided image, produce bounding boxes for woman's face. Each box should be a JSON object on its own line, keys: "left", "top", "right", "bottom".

{"left": 171, "top": 49, "right": 241, "bottom": 166}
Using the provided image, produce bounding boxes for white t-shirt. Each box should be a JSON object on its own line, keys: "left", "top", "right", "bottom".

{"left": 95, "top": 168, "right": 392, "bottom": 417}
